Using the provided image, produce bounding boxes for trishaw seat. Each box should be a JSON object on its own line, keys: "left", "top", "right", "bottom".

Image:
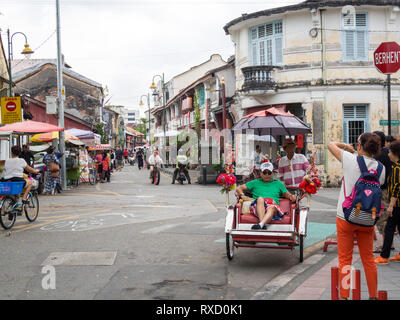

{"left": 237, "top": 198, "right": 294, "bottom": 225}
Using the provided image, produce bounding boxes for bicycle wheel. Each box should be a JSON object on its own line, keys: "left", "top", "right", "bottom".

{"left": 155, "top": 169, "right": 160, "bottom": 185}
{"left": 25, "top": 193, "right": 39, "bottom": 222}
{"left": 0, "top": 196, "right": 16, "bottom": 230}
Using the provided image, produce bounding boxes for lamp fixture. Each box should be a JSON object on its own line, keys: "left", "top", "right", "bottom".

{"left": 21, "top": 43, "right": 34, "bottom": 58}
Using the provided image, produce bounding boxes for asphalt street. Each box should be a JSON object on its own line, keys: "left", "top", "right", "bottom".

{"left": 0, "top": 164, "right": 339, "bottom": 300}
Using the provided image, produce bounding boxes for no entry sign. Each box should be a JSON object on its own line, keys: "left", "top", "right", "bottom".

{"left": 374, "top": 42, "right": 400, "bottom": 74}
{"left": 1, "top": 97, "right": 22, "bottom": 124}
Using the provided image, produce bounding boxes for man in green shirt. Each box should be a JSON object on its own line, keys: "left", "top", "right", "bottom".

{"left": 236, "top": 162, "right": 296, "bottom": 230}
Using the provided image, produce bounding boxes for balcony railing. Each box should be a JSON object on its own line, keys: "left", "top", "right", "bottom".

{"left": 241, "top": 65, "right": 279, "bottom": 92}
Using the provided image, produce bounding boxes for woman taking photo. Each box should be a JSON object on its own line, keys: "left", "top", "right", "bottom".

{"left": 328, "top": 132, "right": 385, "bottom": 300}
{"left": 43, "top": 147, "right": 60, "bottom": 195}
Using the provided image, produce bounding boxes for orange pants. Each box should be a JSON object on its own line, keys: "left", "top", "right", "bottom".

{"left": 336, "top": 217, "right": 377, "bottom": 299}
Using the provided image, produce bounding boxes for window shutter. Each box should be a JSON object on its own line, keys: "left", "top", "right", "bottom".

{"left": 356, "top": 13, "right": 367, "bottom": 27}
{"left": 258, "top": 25, "right": 265, "bottom": 38}
{"left": 259, "top": 41, "right": 265, "bottom": 65}
{"left": 266, "top": 23, "right": 273, "bottom": 37}
{"left": 275, "top": 37, "right": 283, "bottom": 65}
{"left": 266, "top": 39, "right": 273, "bottom": 65}
{"left": 344, "top": 106, "right": 355, "bottom": 119}
{"left": 343, "top": 120, "right": 349, "bottom": 144}
{"left": 344, "top": 30, "right": 355, "bottom": 60}
{"left": 251, "top": 28, "right": 257, "bottom": 40}
{"left": 252, "top": 42, "right": 258, "bottom": 65}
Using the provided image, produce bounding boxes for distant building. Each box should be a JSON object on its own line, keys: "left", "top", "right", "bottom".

{"left": 123, "top": 108, "right": 140, "bottom": 125}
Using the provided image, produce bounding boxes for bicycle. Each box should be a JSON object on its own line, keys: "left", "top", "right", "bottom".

{"left": 0, "top": 175, "right": 40, "bottom": 230}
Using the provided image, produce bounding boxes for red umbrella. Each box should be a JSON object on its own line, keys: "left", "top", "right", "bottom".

{"left": 0, "top": 120, "right": 64, "bottom": 134}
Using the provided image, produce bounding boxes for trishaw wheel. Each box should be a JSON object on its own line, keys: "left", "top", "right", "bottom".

{"left": 226, "top": 233, "right": 234, "bottom": 260}
{"left": 299, "top": 235, "right": 304, "bottom": 263}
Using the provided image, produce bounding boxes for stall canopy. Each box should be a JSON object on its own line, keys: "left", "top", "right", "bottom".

{"left": 0, "top": 120, "right": 64, "bottom": 134}
{"left": 30, "top": 131, "right": 79, "bottom": 142}
{"left": 88, "top": 144, "right": 111, "bottom": 151}
{"left": 65, "top": 128, "right": 96, "bottom": 139}
{"left": 29, "top": 143, "right": 51, "bottom": 152}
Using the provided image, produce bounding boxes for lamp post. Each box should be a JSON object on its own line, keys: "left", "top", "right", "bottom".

{"left": 56, "top": 0, "right": 67, "bottom": 190}
{"left": 150, "top": 73, "right": 166, "bottom": 151}
{"left": 7, "top": 29, "right": 34, "bottom": 96}
{"left": 139, "top": 93, "right": 151, "bottom": 146}
{"left": 221, "top": 76, "right": 227, "bottom": 130}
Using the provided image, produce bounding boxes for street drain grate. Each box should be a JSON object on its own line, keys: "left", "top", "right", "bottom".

{"left": 41, "top": 251, "right": 117, "bottom": 266}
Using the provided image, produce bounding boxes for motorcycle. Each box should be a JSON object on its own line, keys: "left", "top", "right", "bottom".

{"left": 128, "top": 156, "right": 135, "bottom": 166}
{"left": 176, "top": 162, "right": 187, "bottom": 185}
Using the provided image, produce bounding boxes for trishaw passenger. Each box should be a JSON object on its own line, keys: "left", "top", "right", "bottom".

{"left": 278, "top": 138, "right": 310, "bottom": 187}
{"left": 2, "top": 146, "right": 40, "bottom": 211}
{"left": 236, "top": 162, "right": 296, "bottom": 230}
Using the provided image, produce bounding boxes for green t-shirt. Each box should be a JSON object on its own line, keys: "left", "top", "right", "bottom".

{"left": 245, "top": 178, "right": 288, "bottom": 205}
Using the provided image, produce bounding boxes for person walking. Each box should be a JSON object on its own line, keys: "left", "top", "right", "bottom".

{"left": 137, "top": 148, "right": 144, "bottom": 170}
{"left": 328, "top": 132, "right": 385, "bottom": 300}
{"left": 375, "top": 140, "right": 400, "bottom": 264}
{"left": 101, "top": 151, "right": 109, "bottom": 183}
{"left": 43, "top": 147, "right": 61, "bottom": 195}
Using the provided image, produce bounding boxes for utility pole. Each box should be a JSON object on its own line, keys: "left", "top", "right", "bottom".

{"left": 56, "top": 0, "right": 66, "bottom": 190}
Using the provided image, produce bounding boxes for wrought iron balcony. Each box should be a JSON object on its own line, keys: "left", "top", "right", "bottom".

{"left": 241, "top": 65, "right": 278, "bottom": 92}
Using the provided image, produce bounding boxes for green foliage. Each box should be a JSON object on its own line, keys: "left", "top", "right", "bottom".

{"left": 96, "top": 123, "right": 107, "bottom": 144}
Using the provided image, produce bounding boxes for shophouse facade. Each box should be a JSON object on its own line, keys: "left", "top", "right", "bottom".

{"left": 224, "top": 0, "right": 400, "bottom": 185}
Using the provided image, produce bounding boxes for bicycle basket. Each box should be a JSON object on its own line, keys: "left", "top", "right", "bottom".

{"left": 0, "top": 181, "right": 25, "bottom": 195}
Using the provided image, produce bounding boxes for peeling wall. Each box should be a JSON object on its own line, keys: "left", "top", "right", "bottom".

{"left": 14, "top": 64, "right": 103, "bottom": 125}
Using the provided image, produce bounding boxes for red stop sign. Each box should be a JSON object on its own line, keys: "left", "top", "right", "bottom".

{"left": 374, "top": 42, "right": 400, "bottom": 74}
{"left": 6, "top": 101, "right": 16, "bottom": 112}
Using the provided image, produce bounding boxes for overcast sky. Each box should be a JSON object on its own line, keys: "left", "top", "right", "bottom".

{"left": 1, "top": 0, "right": 302, "bottom": 117}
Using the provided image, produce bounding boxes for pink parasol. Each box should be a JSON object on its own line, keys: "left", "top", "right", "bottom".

{"left": 0, "top": 120, "right": 64, "bottom": 134}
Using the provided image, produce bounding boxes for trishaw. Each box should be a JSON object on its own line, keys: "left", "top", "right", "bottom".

{"left": 225, "top": 188, "right": 310, "bottom": 262}
{"left": 228, "top": 107, "right": 313, "bottom": 263}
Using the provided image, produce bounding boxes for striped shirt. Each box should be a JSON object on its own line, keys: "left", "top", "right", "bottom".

{"left": 388, "top": 161, "right": 400, "bottom": 207}
{"left": 278, "top": 153, "right": 310, "bottom": 187}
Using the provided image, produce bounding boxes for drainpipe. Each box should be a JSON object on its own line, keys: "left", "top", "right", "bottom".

{"left": 320, "top": 9, "right": 328, "bottom": 174}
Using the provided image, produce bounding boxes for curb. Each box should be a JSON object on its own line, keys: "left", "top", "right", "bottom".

{"left": 251, "top": 236, "right": 335, "bottom": 300}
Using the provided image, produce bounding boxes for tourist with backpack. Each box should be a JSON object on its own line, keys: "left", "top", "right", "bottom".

{"left": 328, "top": 132, "right": 385, "bottom": 300}
{"left": 375, "top": 140, "right": 400, "bottom": 264}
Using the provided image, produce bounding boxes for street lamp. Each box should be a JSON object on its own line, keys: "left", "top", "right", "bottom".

{"left": 139, "top": 93, "right": 151, "bottom": 146}
{"left": 150, "top": 73, "right": 166, "bottom": 151}
{"left": 7, "top": 29, "right": 34, "bottom": 96}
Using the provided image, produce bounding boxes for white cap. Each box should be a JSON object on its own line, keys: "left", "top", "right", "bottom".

{"left": 260, "top": 161, "right": 274, "bottom": 172}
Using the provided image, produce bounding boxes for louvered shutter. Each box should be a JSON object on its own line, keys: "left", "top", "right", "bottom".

{"left": 343, "top": 120, "right": 349, "bottom": 144}
{"left": 259, "top": 41, "right": 265, "bottom": 65}
{"left": 275, "top": 37, "right": 283, "bottom": 65}
{"left": 344, "top": 30, "right": 355, "bottom": 60}
{"left": 356, "top": 14, "right": 368, "bottom": 60}
{"left": 266, "top": 39, "right": 273, "bottom": 65}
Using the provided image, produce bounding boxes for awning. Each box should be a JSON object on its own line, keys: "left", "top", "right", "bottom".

{"left": 67, "top": 139, "right": 85, "bottom": 146}
{"left": 154, "top": 130, "right": 181, "bottom": 137}
{"left": 0, "top": 120, "right": 64, "bottom": 134}
{"left": 65, "top": 128, "right": 96, "bottom": 139}
{"left": 88, "top": 144, "right": 112, "bottom": 151}
{"left": 248, "top": 135, "right": 277, "bottom": 143}
{"left": 29, "top": 143, "right": 51, "bottom": 152}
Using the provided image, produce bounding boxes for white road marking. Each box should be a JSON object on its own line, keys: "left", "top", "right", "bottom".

{"left": 141, "top": 223, "right": 181, "bottom": 234}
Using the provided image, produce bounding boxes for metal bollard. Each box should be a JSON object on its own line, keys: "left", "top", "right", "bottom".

{"left": 352, "top": 269, "right": 361, "bottom": 300}
{"left": 378, "top": 291, "right": 388, "bottom": 300}
{"left": 202, "top": 165, "right": 207, "bottom": 185}
{"left": 331, "top": 267, "right": 339, "bottom": 300}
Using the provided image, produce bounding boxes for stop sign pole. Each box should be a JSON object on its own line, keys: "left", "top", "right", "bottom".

{"left": 374, "top": 42, "right": 400, "bottom": 136}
